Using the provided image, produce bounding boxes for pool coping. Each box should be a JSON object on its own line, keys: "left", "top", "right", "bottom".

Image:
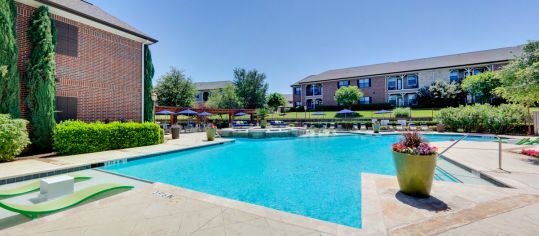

{"left": 0, "top": 139, "right": 235, "bottom": 185}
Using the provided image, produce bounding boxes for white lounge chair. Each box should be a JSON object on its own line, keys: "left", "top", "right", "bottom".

{"left": 360, "top": 125, "right": 367, "bottom": 131}
{"left": 420, "top": 124, "right": 429, "bottom": 131}
{"left": 381, "top": 120, "right": 389, "bottom": 126}
{"left": 352, "top": 124, "right": 358, "bottom": 130}
{"left": 409, "top": 124, "right": 417, "bottom": 131}
{"left": 396, "top": 124, "right": 404, "bottom": 131}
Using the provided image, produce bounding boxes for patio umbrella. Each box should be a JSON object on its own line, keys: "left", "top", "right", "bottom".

{"left": 177, "top": 109, "right": 198, "bottom": 116}
{"left": 155, "top": 110, "right": 175, "bottom": 115}
{"left": 198, "top": 111, "right": 212, "bottom": 116}
{"left": 374, "top": 109, "right": 392, "bottom": 118}
{"left": 177, "top": 109, "right": 198, "bottom": 127}
{"left": 234, "top": 112, "right": 247, "bottom": 116}
{"left": 336, "top": 109, "right": 354, "bottom": 119}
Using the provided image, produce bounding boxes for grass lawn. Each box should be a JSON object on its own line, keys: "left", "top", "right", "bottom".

{"left": 157, "top": 107, "right": 539, "bottom": 121}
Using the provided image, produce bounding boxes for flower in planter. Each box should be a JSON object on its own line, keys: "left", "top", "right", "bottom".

{"left": 392, "top": 132, "right": 437, "bottom": 155}
{"left": 521, "top": 149, "right": 539, "bottom": 158}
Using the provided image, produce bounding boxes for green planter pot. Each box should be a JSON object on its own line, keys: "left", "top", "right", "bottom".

{"left": 260, "top": 120, "right": 267, "bottom": 129}
{"left": 373, "top": 124, "right": 381, "bottom": 133}
{"left": 392, "top": 152, "right": 437, "bottom": 198}
{"left": 206, "top": 128, "right": 216, "bottom": 141}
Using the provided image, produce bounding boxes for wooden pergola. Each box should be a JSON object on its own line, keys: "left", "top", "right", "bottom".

{"left": 155, "top": 106, "right": 256, "bottom": 125}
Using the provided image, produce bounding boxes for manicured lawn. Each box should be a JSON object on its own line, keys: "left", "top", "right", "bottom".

{"left": 157, "top": 107, "right": 539, "bottom": 121}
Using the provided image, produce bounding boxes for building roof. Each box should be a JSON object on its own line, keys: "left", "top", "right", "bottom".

{"left": 194, "top": 81, "right": 233, "bottom": 91}
{"left": 36, "top": 0, "right": 157, "bottom": 43}
{"left": 282, "top": 94, "right": 293, "bottom": 101}
{"left": 292, "top": 45, "right": 523, "bottom": 86}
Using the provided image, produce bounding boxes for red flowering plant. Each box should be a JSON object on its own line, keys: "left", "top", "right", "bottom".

{"left": 521, "top": 149, "right": 539, "bottom": 158}
{"left": 392, "top": 132, "right": 437, "bottom": 155}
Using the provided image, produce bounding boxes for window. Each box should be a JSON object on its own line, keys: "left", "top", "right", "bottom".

{"left": 406, "top": 74, "right": 418, "bottom": 88}
{"left": 338, "top": 80, "right": 350, "bottom": 88}
{"left": 306, "top": 99, "right": 322, "bottom": 109}
{"left": 407, "top": 94, "right": 418, "bottom": 105}
{"left": 358, "top": 96, "right": 371, "bottom": 104}
{"left": 55, "top": 96, "right": 77, "bottom": 122}
{"left": 358, "top": 78, "right": 371, "bottom": 88}
{"left": 387, "top": 76, "right": 401, "bottom": 90}
{"left": 295, "top": 101, "right": 302, "bottom": 107}
{"left": 294, "top": 87, "right": 301, "bottom": 95}
{"left": 388, "top": 95, "right": 397, "bottom": 106}
{"left": 473, "top": 67, "right": 486, "bottom": 75}
{"left": 449, "top": 70, "right": 460, "bottom": 83}
{"left": 306, "top": 84, "right": 322, "bottom": 96}
{"left": 54, "top": 20, "right": 78, "bottom": 57}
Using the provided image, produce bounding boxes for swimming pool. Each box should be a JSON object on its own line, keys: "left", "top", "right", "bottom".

{"left": 100, "top": 134, "right": 495, "bottom": 228}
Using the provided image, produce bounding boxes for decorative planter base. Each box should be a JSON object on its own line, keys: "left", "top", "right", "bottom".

{"left": 392, "top": 152, "right": 437, "bottom": 198}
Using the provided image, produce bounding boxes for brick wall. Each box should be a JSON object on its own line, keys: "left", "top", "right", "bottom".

{"left": 16, "top": 3, "right": 143, "bottom": 122}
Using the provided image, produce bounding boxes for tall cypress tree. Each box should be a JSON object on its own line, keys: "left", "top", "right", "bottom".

{"left": 0, "top": 0, "right": 20, "bottom": 117}
{"left": 143, "top": 45, "right": 155, "bottom": 122}
{"left": 26, "top": 6, "right": 56, "bottom": 152}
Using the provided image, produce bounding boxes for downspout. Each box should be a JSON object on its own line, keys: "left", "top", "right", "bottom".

{"left": 141, "top": 43, "right": 145, "bottom": 122}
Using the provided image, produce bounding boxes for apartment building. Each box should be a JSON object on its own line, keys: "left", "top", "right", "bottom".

{"left": 291, "top": 46, "right": 522, "bottom": 109}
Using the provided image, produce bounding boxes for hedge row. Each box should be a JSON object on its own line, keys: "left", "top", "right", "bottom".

{"left": 53, "top": 121, "right": 164, "bottom": 155}
{"left": 437, "top": 104, "right": 527, "bottom": 134}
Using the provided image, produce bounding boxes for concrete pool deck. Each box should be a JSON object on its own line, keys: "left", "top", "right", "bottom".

{"left": 1, "top": 132, "right": 539, "bottom": 235}
{"left": 0, "top": 132, "right": 233, "bottom": 182}
{"left": 2, "top": 173, "right": 538, "bottom": 236}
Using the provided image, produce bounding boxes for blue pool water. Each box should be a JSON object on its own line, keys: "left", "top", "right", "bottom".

{"left": 101, "top": 134, "right": 495, "bottom": 228}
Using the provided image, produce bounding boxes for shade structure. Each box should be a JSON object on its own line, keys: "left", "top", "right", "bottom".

{"left": 198, "top": 111, "right": 212, "bottom": 116}
{"left": 374, "top": 109, "right": 392, "bottom": 114}
{"left": 336, "top": 109, "right": 354, "bottom": 114}
{"left": 177, "top": 109, "right": 198, "bottom": 115}
{"left": 155, "top": 110, "right": 175, "bottom": 115}
{"left": 234, "top": 112, "right": 247, "bottom": 116}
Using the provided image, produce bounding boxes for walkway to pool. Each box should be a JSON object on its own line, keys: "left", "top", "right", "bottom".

{"left": 433, "top": 140, "right": 539, "bottom": 191}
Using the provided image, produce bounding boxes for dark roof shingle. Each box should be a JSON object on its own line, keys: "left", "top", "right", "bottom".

{"left": 37, "top": 0, "right": 157, "bottom": 43}
{"left": 194, "top": 81, "right": 232, "bottom": 91}
{"left": 293, "top": 45, "right": 522, "bottom": 85}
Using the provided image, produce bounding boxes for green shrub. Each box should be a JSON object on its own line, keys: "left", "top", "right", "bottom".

{"left": 393, "top": 107, "right": 411, "bottom": 118}
{"left": 436, "top": 104, "right": 527, "bottom": 134}
{"left": 0, "top": 114, "right": 30, "bottom": 162}
{"left": 53, "top": 121, "right": 162, "bottom": 155}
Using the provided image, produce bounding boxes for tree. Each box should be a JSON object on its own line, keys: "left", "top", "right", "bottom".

{"left": 205, "top": 84, "right": 242, "bottom": 109}
{"left": 26, "top": 6, "right": 56, "bottom": 152}
{"left": 428, "top": 80, "right": 464, "bottom": 107}
{"left": 154, "top": 67, "right": 196, "bottom": 107}
{"left": 461, "top": 71, "right": 501, "bottom": 103}
{"left": 143, "top": 45, "right": 155, "bottom": 122}
{"left": 266, "top": 93, "right": 287, "bottom": 112}
{"left": 495, "top": 41, "right": 539, "bottom": 134}
{"left": 233, "top": 68, "right": 268, "bottom": 109}
{"left": 0, "top": 0, "right": 20, "bottom": 117}
{"left": 334, "top": 86, "right": 363, "bottom": 108}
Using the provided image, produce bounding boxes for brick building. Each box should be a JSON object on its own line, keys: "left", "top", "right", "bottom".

{"left": 15, "top": 0, "right": 157, "bottom": 122}
{"left": 291, "top": 46, "right": 523, "bottom": 109}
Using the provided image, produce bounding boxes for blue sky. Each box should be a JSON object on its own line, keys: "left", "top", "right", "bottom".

{"left": 90, "top": 0, "right": 539, "bottom": 94}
